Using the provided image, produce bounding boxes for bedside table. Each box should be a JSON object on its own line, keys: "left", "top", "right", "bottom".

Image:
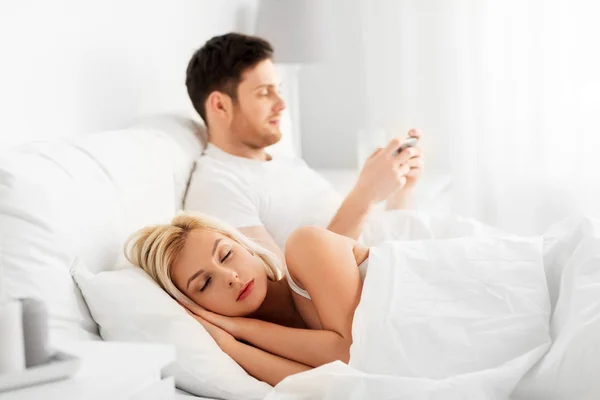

{"left": 0, "top": 341, "right": 176, "bottom": 400}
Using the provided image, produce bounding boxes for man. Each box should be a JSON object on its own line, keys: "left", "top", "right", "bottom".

{"left": 184, "top": 33, "right": 424, "bottom": 260}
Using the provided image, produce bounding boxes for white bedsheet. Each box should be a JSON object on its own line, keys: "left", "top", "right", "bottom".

{"left": 265, "top": 212, "right": 600, "bottom": 400}
{"left": 175, "top": 389, "right": 219, "bottom": 400}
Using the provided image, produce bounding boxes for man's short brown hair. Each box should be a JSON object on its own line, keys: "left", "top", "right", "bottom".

{"left": 185, "top": 33, "right": 274, "bottom": 125}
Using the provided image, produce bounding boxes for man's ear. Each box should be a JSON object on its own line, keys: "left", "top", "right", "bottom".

{"left": 206, "top": 91, "right": 233, "bottom": 123}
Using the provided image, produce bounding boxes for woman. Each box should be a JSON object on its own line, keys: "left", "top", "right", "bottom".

{"left": 125, "top": 212, "right": 370, "bottom": 386}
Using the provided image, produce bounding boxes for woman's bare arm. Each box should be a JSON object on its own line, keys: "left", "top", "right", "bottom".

{"left": 197, "top": 226, "right": 365, "bottom": 380}
{"left": 189, "top": 312, "right": 311, "bottom": 387}
{"left": 220, "top": 338, "right": 310, "bottom": 386}
{"left": 234, "top": 318, "right": 351, "bottom": 367}
{"left": 284, "top": 226, "right": 366, "bottom": 355}
{"left": 228, "top": 227, "right": 364, "bottom": 366}
{"left": 196, "top": 304, "right": 352, "bottom": 367}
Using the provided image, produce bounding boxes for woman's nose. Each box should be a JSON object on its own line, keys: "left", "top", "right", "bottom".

{"left": 228, "top": 271, "right": 239, "bottom": 287}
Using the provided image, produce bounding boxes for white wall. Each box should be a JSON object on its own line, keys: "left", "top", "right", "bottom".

{"left": 0, "top": 0, "right": 258, "bottom": 148}
{"left": 297, "top": 0, "right": 367, "bottom": 169}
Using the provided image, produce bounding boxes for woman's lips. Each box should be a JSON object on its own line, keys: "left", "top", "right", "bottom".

{"left": 237, "top": 279, "right": 255, "bottom": 301}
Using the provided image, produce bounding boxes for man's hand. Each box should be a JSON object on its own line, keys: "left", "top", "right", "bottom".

{"left": 399, "top": 129, "right": 424, "bottom": 191}
{"left": 353, "top": 129, "right": 425, "bottom": 206}
{"left": 386, "top": 129, "right": 425, "bottom": 209}
{"left": 326, "top": 129, "right": 425, "bottom": 239}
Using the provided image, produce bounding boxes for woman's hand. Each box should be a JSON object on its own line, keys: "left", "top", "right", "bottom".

{"left": 180, "top": 301, "right": 243, "bottom": 342}
{"left": 191, "top": 312, "right": 235, "bottom": 347}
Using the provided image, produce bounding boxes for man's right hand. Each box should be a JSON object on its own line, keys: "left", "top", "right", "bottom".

{"left": 352, "top": 136, "right": 415, "bottom": 206}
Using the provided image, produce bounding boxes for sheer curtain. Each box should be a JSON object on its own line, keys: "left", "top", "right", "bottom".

{"left": 359, "top": 0, "right": 600, "bottom": 234}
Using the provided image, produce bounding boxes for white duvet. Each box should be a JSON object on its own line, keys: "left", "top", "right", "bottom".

{"left": 266, "top": 212, "right": 600, "bottom": 400}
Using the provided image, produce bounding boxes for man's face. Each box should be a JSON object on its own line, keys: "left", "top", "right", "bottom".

{"left": 230, "top": 59, "right": 286, "bottom": 149}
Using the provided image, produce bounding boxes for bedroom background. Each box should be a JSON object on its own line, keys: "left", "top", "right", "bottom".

{"left": 1, "top": 0, "right": 600, "bottom": 235}
{"left": 1, "top": 1, "right": 600, "bottom": 398}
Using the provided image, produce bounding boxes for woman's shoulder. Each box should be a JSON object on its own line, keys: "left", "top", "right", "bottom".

{"left": 286, "top": 225, "right": 329, "bottom": 246}
{"left": 285, "top": 226, "right": 344, "bottom": 260}
{"left": 285, "top": 226, "right": 369, "bottom": 274}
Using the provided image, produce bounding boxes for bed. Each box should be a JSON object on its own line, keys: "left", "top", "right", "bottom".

{"left": 3, "top": 115, "right": 600, "bottom": 399}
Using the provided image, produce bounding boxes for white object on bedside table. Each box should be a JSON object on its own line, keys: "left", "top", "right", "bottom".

{"left": 0, "top": 349, "right": 81, "bottom": 394}
{"left": 0, "top": 341, "right": 176, "bottom": 400}
{"left": 0, "top": 300, "right": 25, "bottom": 374}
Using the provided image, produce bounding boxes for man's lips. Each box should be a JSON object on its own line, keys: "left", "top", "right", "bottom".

{"left": 268, "top": 115, "right": 281, "bottom": 126}
{"left": 237, "top": 279, "right": 255, "bottom": 301}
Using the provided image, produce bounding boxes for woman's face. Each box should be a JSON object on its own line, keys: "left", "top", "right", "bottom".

{"left": 171, "top": 229, "right": 269, "bottom": 317}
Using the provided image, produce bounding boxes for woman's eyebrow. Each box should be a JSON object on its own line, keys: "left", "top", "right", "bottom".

{"left": 186, "top": 238, "right": 222, "bottom": 289}
{"left": 212, "top": 238, "right": 222, "bottom": 256}
{"left": 187, "top": 269, "right": 205, "bottom": 289}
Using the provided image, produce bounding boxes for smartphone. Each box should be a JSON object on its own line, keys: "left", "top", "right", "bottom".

{"left": 394, "top": 137, "right": 419, "bottom": 157}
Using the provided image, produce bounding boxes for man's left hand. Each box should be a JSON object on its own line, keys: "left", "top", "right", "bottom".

{"left": 386, "top": 128, "right": 425, "bottom": 208}
{"left": 401, "top": 128, "right": 424, "bottom": 191}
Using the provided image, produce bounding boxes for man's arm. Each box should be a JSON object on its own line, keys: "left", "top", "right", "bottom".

{"left": 326, "top": 188, "right": 373, "bottom": 240}
{"left": 385, "top": 189, "right": 412, "bottom": 210}
{"left": 326, "top": 133, "right": 423, "bottom": 240}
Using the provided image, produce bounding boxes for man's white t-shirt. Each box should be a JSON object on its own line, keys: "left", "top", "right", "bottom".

{"left": 184, "top": 144, "right": 344, "bottom": 249}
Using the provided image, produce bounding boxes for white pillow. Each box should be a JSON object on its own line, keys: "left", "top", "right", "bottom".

{"left": 72, "top": 265, "right": 271, "bottom": 400}
{"left": 0, "top": 146, "right": 103, "bottom": 342}
{"left": 0, "top": 125, "right": 200, "bottom": 343}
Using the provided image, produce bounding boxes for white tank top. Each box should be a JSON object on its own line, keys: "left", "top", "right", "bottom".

{"left": 285, "top": 258, "right": 369, "bottom": 300}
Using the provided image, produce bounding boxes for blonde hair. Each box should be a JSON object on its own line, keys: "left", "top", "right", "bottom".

{"left": 124, "top": 212, "right": 282, "bottom": 309}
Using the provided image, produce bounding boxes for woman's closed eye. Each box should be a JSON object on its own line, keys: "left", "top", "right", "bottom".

{"left": 221, "top": 250, "right": 232, "bottom": 263}
{"left": 198, "top": 250, "right": 232, "bottom": 292}
{"left": 200, "top": 276, "right": 211, "bottom": 292}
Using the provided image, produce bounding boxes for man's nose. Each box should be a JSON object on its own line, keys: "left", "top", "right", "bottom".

{"left": 274, "top": 92, "right": 286, "bottom": 113}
